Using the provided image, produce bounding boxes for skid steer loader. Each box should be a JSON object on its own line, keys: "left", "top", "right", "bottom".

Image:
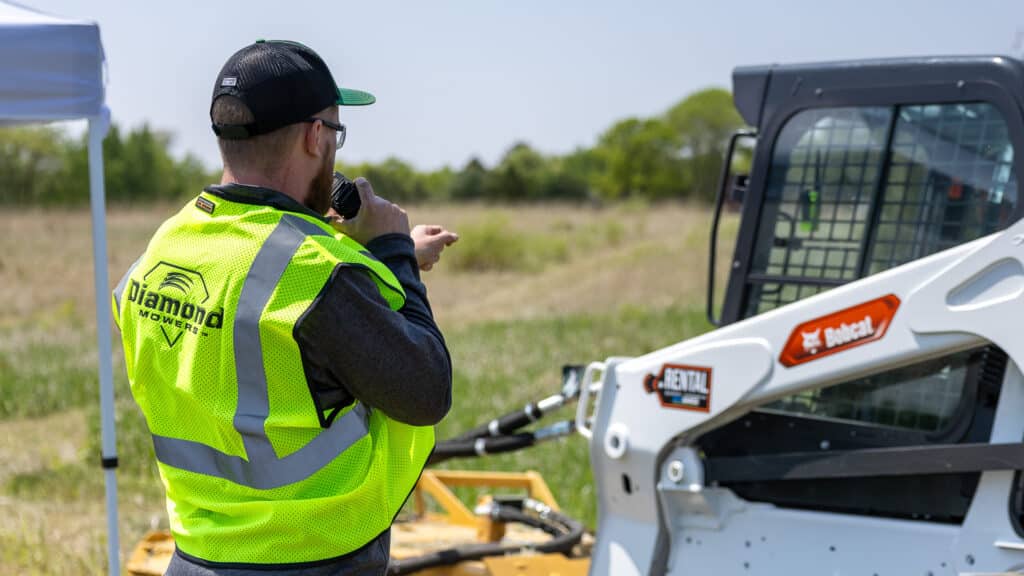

{"left": 128, "top": 55, "right": 1024, "bottom": 575}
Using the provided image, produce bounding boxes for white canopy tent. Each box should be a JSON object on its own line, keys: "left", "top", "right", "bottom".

{"left": 0, "top": 1, "right": 119, "bottom": 574}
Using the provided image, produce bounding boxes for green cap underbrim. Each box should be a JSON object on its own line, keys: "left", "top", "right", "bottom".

{"left": 337, "top": 87, "right": 376, "bottom": 106}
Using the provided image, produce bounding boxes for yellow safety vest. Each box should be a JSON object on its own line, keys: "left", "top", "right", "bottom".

{"left": 113, "top": 190, "right": 434, "bottom": 564}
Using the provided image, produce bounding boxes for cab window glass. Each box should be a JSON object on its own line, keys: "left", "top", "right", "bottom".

{"left": 868, "top": 103, "right": 1017, "bottom": 273}
{"left": 752, "top": 102, "right": 1016, "bottom": 432}
{"left": 745, "top": 107, "right": 891, "bottom": 317}
{"left": 764, "top": 349, "right": 972, "bottom": 432}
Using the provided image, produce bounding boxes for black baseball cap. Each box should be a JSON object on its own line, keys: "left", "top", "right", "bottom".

{"left": 211, "top": 39, "right": 374, "bottom": 139}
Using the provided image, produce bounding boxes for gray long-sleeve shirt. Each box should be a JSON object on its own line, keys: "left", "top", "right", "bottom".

{"left": 293, "top": 233, "right": 453, "bottom": 427}
{"left": 204, "top": 183, "right": 452, "bottom": 429}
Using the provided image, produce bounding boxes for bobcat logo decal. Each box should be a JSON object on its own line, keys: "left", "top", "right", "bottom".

{"left": 801, "top": 329, "right": 822, "bottom": 355}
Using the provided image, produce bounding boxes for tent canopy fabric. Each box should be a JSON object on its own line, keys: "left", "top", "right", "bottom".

{"left": 0, "top": 0, "right": 104, "bottom": 124}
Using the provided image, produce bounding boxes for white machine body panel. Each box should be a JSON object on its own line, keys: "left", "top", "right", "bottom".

{"left": 585, "top": 218, "right": 1024, "bottom": 575}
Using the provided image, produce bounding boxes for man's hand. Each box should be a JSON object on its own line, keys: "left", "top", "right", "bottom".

{"left": 332, "top": 178, "right": 409, "bottom": 245}
{"left": 411, "top": 225, "right": 459, "bottom": 271}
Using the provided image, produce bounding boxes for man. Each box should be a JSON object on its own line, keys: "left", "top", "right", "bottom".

{"left": 112, "top": 39, "right": 457, "bottom": 575}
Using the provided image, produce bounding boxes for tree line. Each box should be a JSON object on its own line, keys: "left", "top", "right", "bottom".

{"left": 0, "top": 87, "right": 744, "bottom": 206}
{"left": 0, "top": 123, "right": 212, "bottom": 206}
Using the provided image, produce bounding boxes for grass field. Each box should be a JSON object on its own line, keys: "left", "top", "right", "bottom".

{"left": 0, "top": 201, "right": 738, "bottom": 574}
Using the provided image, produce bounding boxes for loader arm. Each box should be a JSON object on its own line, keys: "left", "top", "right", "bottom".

{"left": 585, "top": 218, "right": 1024, "bottom": 575}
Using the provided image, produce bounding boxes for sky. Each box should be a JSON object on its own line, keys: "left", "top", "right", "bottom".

{"left": 25, "top": 0, "right": 1024, "bottom": 172}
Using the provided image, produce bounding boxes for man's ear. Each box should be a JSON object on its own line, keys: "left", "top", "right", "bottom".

{"left": 303, "top": 121, "right": 322, "bottom": 158}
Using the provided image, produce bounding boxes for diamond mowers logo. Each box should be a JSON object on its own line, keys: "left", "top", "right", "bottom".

{"left": 126, "top": 261, "right": 223, "bottom": 348}
{"left": 643, "top": 364, "right": 712, "bottom": 412}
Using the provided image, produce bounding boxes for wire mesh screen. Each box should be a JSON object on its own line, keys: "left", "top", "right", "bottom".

{"left": 746, "top": 103, "right": 1017, "bottom": 316}
{"left": 745, "top": 107, "right": 891, "bottom": 317}
{"left": 747, "top": 102, "right": 1017, "bottom": 432}
{"left": 867, "top": 103, "right": 1018, "bottom": 274}
{"left": 748, "top": 283, "right": 827, "bottom": 312}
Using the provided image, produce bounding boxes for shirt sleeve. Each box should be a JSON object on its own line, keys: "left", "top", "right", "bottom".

{"left": 293, "top": 233, "right": 452, "bottom": 427}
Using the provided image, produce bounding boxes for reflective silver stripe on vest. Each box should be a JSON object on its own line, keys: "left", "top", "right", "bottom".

{"left": 113, "top": 257, "right": 141, "bottom": 312}
{"left": 151, "top": 214, "right": 370, "bottom": 490}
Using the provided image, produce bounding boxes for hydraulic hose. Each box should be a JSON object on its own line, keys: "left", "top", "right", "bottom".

{"left": 428, "top": 421, "right": 575, "bottom": 466}
{"left": 387, "top": 499, "right": 585, "bottom": 575}
{"left": 428, "top": 433, "right": 534, "bottom": 466}
{"left": 449, "top": 366, "right": 583, "bottom": 442}
{"left": 450, "top": 401, "right": 548, "bottom": 441}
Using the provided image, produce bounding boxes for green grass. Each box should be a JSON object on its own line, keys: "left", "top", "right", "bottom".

{"left": 0, "top": 528, "right": 103, "bottom": 576}
{"left": 7, "top": 398, "right": 162, "bottom": 504}
{"left": 443, "top": 211, "right": 635, "bottom": 274}
{"left": 0, "top": 330, "right": 98, "bottom": 419}
{"left": 435, "top": 304, "right": 712, "bottom": 527}
{"left": 445, "top": 214, "right": 573, "bottom": 273}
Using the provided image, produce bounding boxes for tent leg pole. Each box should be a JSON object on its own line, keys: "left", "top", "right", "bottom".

{"left": 89, "top": 111, "right": 120, "bottom": 576}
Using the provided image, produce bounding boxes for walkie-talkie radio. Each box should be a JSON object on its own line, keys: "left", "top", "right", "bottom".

{"left": 330, "top": 171, "right": 361, "bottom": 219}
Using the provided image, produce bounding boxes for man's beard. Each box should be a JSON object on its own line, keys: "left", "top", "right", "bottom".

{"left": 305, "top": 145, "right": 334, "bottom": 215}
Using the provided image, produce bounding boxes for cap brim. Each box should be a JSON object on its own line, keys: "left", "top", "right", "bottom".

{"left": 337, "top": 87, "right": 376, "bottom": 106}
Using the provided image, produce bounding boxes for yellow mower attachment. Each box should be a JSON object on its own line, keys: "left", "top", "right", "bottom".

{"left": 126, "top": 469, "right": 590, "bottom": 576}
